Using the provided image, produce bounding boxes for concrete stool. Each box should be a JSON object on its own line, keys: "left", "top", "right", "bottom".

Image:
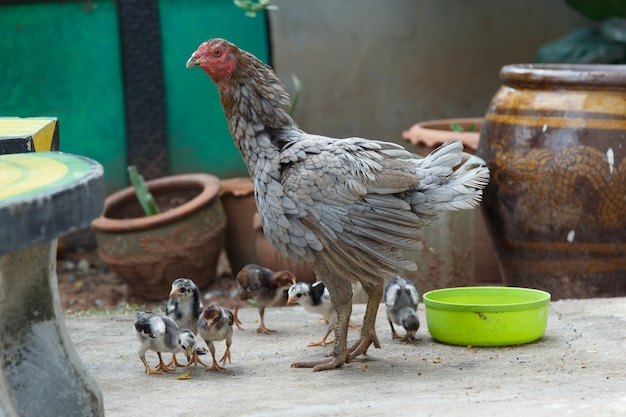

{"left": 0, "top": 152, "right": 105, "bottom": 417}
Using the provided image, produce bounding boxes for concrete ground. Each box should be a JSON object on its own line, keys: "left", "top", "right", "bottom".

{"left": 66, "top": 298, "right": 626, "bottom": 417}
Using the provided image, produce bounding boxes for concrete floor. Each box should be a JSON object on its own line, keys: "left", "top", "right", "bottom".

{"left": 66, "top": 298, "right": 626, "bottom": 417}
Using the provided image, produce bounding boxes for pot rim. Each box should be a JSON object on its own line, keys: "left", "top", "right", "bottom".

{"left": 501, "top": 63, "right": 626, "bottom": 88}
{"left": 91, "top": 173, "right": 221, "bottom": 232}
{"left": 402, "top": 117, "right": 483, "bottom": 151}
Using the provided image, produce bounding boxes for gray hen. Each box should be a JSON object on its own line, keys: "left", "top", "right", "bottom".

{"left": 186, "top": 38, "right": 490, "bottom": 371}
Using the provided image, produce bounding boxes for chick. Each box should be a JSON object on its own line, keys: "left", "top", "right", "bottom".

{"left": 134, "top": 311, "right": 197, "bottom": 376}
{"left": 166, "top": 277, "right": 204, "bottom": 367}
{"left": 288, "top": 281, "right": 336, "bottom": 347}
{"left": 233, "top": 264, "right": 297, "bottom": 334}
{"left": 384, "top": 276, "right": 420, "bottom": 341}
{"left": 197, "top": 304, "right": 234, "bottom": 371}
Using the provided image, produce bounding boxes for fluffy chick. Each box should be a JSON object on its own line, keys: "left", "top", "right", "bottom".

{"left": 384, "top": 276, "right": 420, "bottom": 341}
{"left": 233, "top": 264, "right": 296, "bottom": 334}
{"left": 134, "top": 311, "right": 197, "bottom": 376}
{"left": 166, "top": 277, "right": 204, "bottom": 367}
{"left": 197, "top": 304, "right": 234, "bottom": 371}
{"left": 288, "top": 281, "right": 336, "bottom": 347}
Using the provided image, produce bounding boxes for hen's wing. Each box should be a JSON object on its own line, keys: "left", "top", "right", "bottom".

{"left": 257, "top": 132, "right": 429, "bottom": 285}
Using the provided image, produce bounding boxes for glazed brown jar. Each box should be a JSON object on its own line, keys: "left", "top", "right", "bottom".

{"left": 477, "top": 64, "right": 626, "bottom": 300}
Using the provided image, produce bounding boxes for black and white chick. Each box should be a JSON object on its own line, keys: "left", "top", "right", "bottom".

{"left": 134, "top": 311, "right": 197, "bottom": 376}
{"left": 166, "top": 277, "right": 204, "bottom": 367}
{"left": 287, "top": 281, "right": 336, "bottom": 347}
{"left": 233, "top": 264, "right": 296, "bottom": 334}
{"left": 384, "top": 276, "right": 420, "bottom": 341}
{"left": 197, "top": 304, "right": 234, "bottom": 371}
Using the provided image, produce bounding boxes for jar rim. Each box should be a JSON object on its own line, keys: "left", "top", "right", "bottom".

{"left": 501, "top": 63, "right": 626, "bottom": 88}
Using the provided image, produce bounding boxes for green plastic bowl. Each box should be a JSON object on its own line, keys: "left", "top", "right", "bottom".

{"left": 423, "top": 286, "right": 550, "bottom": 346}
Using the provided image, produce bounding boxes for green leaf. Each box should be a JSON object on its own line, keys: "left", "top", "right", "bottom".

{"left": 288, "top": 74, "right": 302, "bottom": 117}
{"left": 127, "top": 166, "right": 160, "bottom": 216}
{"left": 450, "top": 123, "right": 464, "bottom": 132}
{"left": 536, "top": 27, "right": 626, "bottom": 63}
{"left": 566, "top": 0, "right": 626, "bottom": 20}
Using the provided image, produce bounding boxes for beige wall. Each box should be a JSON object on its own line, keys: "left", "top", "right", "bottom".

{"left": 269, "top": 0, "right": 591, "bottom": 145}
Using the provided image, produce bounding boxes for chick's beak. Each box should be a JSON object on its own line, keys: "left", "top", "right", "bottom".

{"left": 186, "top": 55, "right": 199, "bottom": 68}
{"left": 286, "top": 296, "right": 296, "bottom": 305}
{"left": 169, "top": 288, "right": 180, "bottom": 298}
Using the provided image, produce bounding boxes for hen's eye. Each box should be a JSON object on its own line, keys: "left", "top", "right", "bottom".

{"left": 213, "top": 49, "right": 222, "bottom": 57}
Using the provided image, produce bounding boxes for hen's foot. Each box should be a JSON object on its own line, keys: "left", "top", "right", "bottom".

{"left": 291, "top": 350, "right": 348, "bottom": 371}
{"left": 348, "top": 333, "right": 381, "bottom": 361}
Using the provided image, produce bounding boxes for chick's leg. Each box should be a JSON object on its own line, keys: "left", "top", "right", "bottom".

{"left": 204, "top": 341, "right": 225, "bottom": 371}
{"left": 307, "top": 323, "right": 335, "bottom": 347}
{"left": 166, "top": 353, "right": 187, "bottom": 369}
{"left": 348, "top": 282, "right": 382, "bottom": 361}
{"left": 292, "top": 277, "right": 352, "bottom": 371}
{"left": 139, "top": 353, "right": 162, "bottom": 376}
{"left": 256, "top": 306, "right": 275, "bottom": 334}
{"left": 219, "top": 337, "right": 232, "bottom": 365}
{"left": 233, "top": 303, "right": 244, "bottom": 330}
{"left": 154, "top": 352, "right": 175, "bottom": 373}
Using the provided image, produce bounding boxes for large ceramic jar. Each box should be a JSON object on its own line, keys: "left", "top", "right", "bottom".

{"left": 477, "top": 64, "right": 626, "bottom": 300}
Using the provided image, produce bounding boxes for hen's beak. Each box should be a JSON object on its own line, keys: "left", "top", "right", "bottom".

{"left": 186, "top": 56, "right": 199, "bottom": 68}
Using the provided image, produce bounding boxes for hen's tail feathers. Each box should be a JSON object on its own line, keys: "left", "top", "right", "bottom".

{"left": 410, "top": 140, "right": 490, "bottom": 217}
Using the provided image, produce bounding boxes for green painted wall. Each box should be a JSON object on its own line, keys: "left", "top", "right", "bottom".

{"left": 159, "top": 0, "right": 269, "bottom": 180}
{"left": 0, "top": 1, "right": 126, "bottom": 194}
{"left": 1, "top": 0, "right": 268, "bottom": 193}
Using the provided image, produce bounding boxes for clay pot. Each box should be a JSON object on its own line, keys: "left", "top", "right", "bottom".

{"left": 219, "top": 177, "right": 261, "bottom": 275}
{"left": 477, "top": 63, "right": 626, "bottom": 299}
{"left": 253, "top": 213, "right": 317, "bottom": 284}
{"left": 402, "top": 117, "right": 483, "bottom": 156}
{"left": 91, "top": 173, "right": 226, "bottom": 301}
{"left": 402, "top": 117, "right": 502, "bottom": 285}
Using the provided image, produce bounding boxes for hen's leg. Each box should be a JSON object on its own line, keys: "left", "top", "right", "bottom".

{"left": 291, "top": 277, "right": 352, "bottom": 371}
{"left": 348, "top": 282, "right": 382, "bottom": 360}
{"left": 256, "top": 306, "right": 275, "bottom": 334}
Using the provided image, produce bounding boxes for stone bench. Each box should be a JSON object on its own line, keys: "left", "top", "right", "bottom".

{"left": 0, "top": 151, "right": 105, "bottom": 417}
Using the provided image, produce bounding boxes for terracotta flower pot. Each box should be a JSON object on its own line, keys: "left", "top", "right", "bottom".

{"left": 478, "top": 63, "right": 626, "bottom": 299}
{"left": 253, "top": 213, "right": 317, "bottom": 284}
{"left": 402, "top": 117, "right": 483, "bottom": 156}
{"left": 91, "top": 173, "right": 226, "bottom": 301}
{"left": 219, "top": 177, "right": 261, "bottom": 275}
{"left": 402, "top": 117, "right": 502, "bottom": 286}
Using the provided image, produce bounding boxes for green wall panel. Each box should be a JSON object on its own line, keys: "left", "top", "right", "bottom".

{"left": 159, "top": 0, "right": 269, "bottom": 179}
{"left": 0, "top": 1, "right": 127, "bottom": 194}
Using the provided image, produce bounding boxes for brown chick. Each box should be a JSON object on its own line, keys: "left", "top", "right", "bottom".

{"left": 233, "top": 264, "right": 296, "bottom": 334}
